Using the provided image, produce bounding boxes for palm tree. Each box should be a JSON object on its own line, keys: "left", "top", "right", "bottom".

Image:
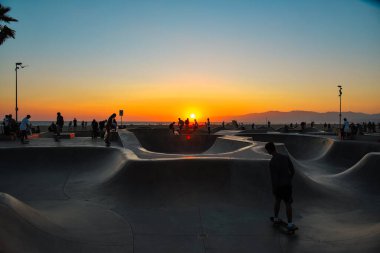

{"left": 0, "top": 4, "right": 18, "bottom": 45}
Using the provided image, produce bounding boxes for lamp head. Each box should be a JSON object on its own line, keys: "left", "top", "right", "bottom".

{"left": 337, "top": 85, "right": 342, "bottom": 88}
{"left": 16, "top": 62, "right": 22, "bottom": 66}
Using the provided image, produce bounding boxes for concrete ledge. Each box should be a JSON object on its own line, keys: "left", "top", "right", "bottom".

{"left": 28, "top": 134, "right": 41, "bottom": 139}
{"left": 54, "top": 133, "right": 75, "bottom": 139}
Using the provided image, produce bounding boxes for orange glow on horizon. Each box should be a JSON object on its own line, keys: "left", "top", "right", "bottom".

{"left": 1, "top": 95, "right": 379, "bottom": 122}
{"left": 0, "top": 77, "right": 379, "bottom": 122}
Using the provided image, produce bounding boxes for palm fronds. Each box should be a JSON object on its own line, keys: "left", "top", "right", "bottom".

{"left": 0, "top": 4, "right": 17, "bottom": 45}
{"left": 0, "top": 25, "right": 16, "bottom": 45}
{"left": 0, "top": 4, "right": 18, "bottom": 22}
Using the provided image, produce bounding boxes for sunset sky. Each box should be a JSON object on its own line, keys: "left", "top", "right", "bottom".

{"left": 1, "top": 0, "right": 379, "bottom": 121}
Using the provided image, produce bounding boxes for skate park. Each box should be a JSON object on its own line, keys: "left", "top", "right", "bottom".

{"left": 2, "top": 0, "right": 380, "bottom": 251}
{"left": 0, "top": 129, "right": 379, "bottom": 253}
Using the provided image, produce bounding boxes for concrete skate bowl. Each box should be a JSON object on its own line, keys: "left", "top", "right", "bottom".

{"left": 1, "top": 144, "right": 380, "bottom": 252}
{"left": 238, "top": 133, "right": 334, "bottom": 160}
{"left": 99, "top": 158, "right": 338, "bottom": 208}
{"left": 129, "top": 128, "right": 220, "bottom": 154}
{"left": 238, "top": 133, "right": 380, "bottom": 163}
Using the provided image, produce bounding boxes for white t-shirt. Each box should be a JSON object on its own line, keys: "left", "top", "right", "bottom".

{"left": 343, "top": 120, "right": 350, "bottom": 132}
{"left": 20, "top": 117, "right": 30, "bottom": 131}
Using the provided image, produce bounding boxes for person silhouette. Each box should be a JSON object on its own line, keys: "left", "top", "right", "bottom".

{"left": 104, "top": 113, "right": 116, "bottom": 146}
{"left": 169, "top": 122, "right": 175, "bottom": 134}
{"left": 178, "top": 118, "right": 184, "bottom": 132}
{"left": 55, "top": 112, "right": 64, "bottom": 141}
{"left": 91, "top": 119, "right": 99, "bottom": 139}
{"left": 20, "top": 114, "right": 31, "bottom": 144}
{"left": 265, "top": 142, "right": 296, "bottom": 231}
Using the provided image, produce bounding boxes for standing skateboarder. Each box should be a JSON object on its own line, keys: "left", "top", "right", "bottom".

{"left": 104, "top": 113, "right": 116, "bottom": 146}
{"left": 169, "top": 122, "right": 175, "bottom": 134}
{"left": 178, "top": 118, "right": 184, "bottom": 133}
{"left": 19, "top": 114, "right": 31, "bottom": 144}
{"left": 55, "top": 112, "right": 64, "bottom": 142}
{"left": 265, "top": 142, "right": 296, "bottom": 231}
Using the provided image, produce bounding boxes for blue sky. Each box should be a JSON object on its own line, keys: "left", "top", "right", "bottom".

{"left": 1, "top": 0, "right": 379, "bottom": 120}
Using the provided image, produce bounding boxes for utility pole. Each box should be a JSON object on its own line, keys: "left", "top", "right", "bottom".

{"left": 338, "top": 85, "right": 343, "bottom": 130}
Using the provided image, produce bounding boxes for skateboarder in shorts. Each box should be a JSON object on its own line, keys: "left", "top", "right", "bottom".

{"left": 265, "top": 142, "right": 296, "bottom": 231}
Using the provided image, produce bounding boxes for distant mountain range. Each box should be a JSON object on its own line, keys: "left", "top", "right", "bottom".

{"left": 218, "top": 111, "right": 380, "bottom": 124}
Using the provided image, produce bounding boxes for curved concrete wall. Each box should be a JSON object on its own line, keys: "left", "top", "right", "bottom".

{"left": 129, "top": 129, "right": 218, "bottom": 154}
{"left": 237, "top": 133, "right": 334, "bottom": 160}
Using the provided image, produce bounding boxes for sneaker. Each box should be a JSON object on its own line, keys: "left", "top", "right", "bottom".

{"left": 287, "top": 223, "right": 296, "bottom": 231}
{"left": 270, "top": 217, "right": 281, "bottom": 225}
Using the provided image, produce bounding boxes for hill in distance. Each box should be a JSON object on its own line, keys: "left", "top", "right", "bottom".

{"left": 218, "top": 111, "right": 380, "bottom": 124}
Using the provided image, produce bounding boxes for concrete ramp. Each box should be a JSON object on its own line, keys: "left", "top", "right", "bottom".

{"left": 332, "top": 152, "right": 380, "bottom": 195}
{"left": 311, "top": 141, "right": 380, "bottom": 170}
{"left": 0, "top": 193, "right": 68, "bottom": 244}
{"left": 0, "top": 193, "right": 71, "bottom": 253}
{"left": 0, "top": 147, "right": 132, "bottom": 253}
{"left": 0, "top": 193, "right": 133, "bottom": 253}
{"left": 0, "top": 147, "right": 127, "bottom": 200}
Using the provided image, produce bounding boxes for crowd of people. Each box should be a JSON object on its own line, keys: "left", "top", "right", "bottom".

{"left": 2, "top": 114, "right": 18, "bottom": 140}
{"left": 2, "top": 113, "right": 379, "bottom": 145}
{"left": 340, "top": 118, "right": 378, "bottom": 140}
{"left": 219, "top": 119, "right": 379, "bottom": 140}
{"left": 47, "top": 112, "right": 118, "bottom": 145}
{"left": 2, "top": 112, "right": 119, "bottom": 146}
{"left": 169, "top": 117, "right": 212, "bottom": 135}
{"left": 1, "top": 114, "right": 38, "bottom": 143}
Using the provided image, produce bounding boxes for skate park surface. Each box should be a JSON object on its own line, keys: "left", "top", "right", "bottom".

{"left": 0, "top": 129, "right": 380, "bottom": 253}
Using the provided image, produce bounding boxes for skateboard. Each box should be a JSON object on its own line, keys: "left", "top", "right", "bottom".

{"left": 270, "top": 217, "right": 298, "bottom": 235}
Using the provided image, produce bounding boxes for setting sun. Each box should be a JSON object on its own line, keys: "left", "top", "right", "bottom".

{"left": 190, "top": 113, "right": 196, "bottom": 119}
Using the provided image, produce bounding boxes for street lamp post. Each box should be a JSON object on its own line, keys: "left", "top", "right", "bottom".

{"left": 338, "top": 85, "right": 343, "bottom": 130}
{"left": 15, "top": 62, "right": 26, "bottom": 122}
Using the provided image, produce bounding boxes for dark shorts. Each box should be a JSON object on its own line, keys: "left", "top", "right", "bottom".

{"left": 274, "top": 185, "right": 293, "bottom": 203}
